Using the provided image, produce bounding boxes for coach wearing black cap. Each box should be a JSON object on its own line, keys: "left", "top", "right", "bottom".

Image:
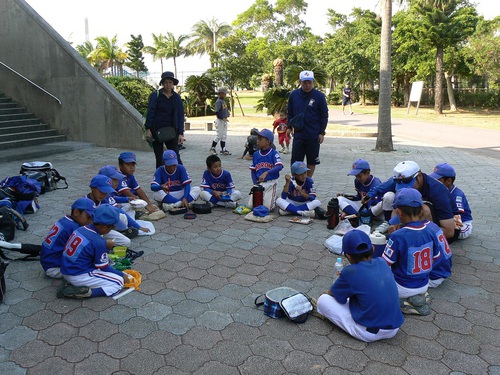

{"left": 145, "top": 71, "right": 185, "bottom": 168}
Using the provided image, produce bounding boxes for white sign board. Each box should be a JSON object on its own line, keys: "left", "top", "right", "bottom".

{"left": 407, "top": 81, "right": 424, "bottom": 114}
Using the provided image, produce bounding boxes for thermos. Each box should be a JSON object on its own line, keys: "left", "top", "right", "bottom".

{"left": 326, "top": 197, "right": 340, "bottom": 229}
{"left": 370, "top": 231, "right": 387, "bottom": 258}
{"left": 251, "top": 184, "right": 264, "bottom": 207}
{"left": 359, "top": 204, "right": 372, "bottom": 226}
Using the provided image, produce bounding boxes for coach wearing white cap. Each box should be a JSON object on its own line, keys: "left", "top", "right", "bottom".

{"left": 286, "top": 70, "right": 329, "bottom": 178}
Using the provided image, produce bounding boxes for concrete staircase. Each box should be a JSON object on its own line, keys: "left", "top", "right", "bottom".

{"left": 0, "top": 91, "right": 66, "bottom": 149}
{"left": 0, "top": 92, "right": 95, "bottom": 162}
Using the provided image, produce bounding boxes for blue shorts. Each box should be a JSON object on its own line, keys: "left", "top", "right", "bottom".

{"left": 342, "top": 97, "right": 351, "bottom": 105}
{"left": 291, "top": 138, "right": 321, "bottom": 166}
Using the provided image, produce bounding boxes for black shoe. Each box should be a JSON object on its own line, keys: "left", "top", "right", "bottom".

{"left": 314, "top": 207, "right": 327, "bottom": 220}
{"left": 122, "top": 227, "right": 139, "bottom": 239}
{"left": 126, "top": 249, "right": 144, "bottom": 261}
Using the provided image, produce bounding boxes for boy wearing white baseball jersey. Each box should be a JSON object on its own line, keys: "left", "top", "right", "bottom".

{"left": 316, "top": 230, "right": 404, "bottom": 342}
{"left": 41, "top": 198, "right": 95, "bottom": 279}
{"left": 276, "top": 161, "right": 321, "bottom": 217}
{"left": 248, "top": 129, "right": 284, "bottom": 211}
{"left": 383, "top": 188, "right": 442, "bottom": 315}
{"left": 58, "top": 204, "right": 134, "bottom": 299}
{"left": 200, "top": 155, "right": 242, "bottom": 208}
{"left": 151, "top": 150, "right": 201, "bottom": 211}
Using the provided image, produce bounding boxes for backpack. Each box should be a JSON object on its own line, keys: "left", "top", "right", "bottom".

{"left": 0, "top": 206, "right": 29, "bottom": 241}
{"left": 20, "top": 162, "right": 68, "bottom": 194}
{"left": 0, "top": 259, "right": 8, "bottom": 302}
{"left": 0, "top": 175, "right": 40, "bottom": 201}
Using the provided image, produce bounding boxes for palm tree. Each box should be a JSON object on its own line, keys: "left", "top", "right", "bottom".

{"left": 186, "top": 18, "right": 231, "bottom": 66}
{"left": 91, "top": 35, "right": 127, "bottom": 76}
{"left": 375, "top": 0, "right": 394, "bottom": 151}
{"left": 164, "top": 32, "right": 190, "bottom": 79}
{"left": 143, "top": 33, "right": 170, "bottom": 73}
{"left": 184, "top": 74, "right": 215, "bottom": 115}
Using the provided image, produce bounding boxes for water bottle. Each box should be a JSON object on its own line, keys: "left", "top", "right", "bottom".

{"left": 251, "top": 184, "right": 264, "bottom": 207}
{"left": 326, "top": 197, "right": 340, "bottom": 229}
{"left": 334, "top": 257, "right": 343, "bottom": 282}
{"left": 359, "top": 204, "right": 372, "bottom": 226}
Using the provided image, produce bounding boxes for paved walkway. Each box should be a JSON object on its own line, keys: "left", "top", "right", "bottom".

{"left": 0, "top": 117, "right": 499, "bottom": 374}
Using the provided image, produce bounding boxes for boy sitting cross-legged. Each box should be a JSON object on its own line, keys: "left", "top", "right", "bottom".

{"left": 200, "top": 155, "right": 242, "bottom": 208}
{"left": 151, "top": 150, "right": 201, "bottom": 211}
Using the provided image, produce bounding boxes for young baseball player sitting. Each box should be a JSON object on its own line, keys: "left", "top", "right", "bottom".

{"left": 87, "top": 174, "right": 149, "bottom": 248}
{"left": 117, "top": 152, "right": 159, "bottom": 214}
{"left": 151, "top": 150, "right": 201, "bottom": 211}
{"left": 238, "top": 128, "right": 259, "bottom": 160}
{"left": 248, "top": 129, "right": 283, "bottom": 211}
{"left": 40, "top": 198, "right": 95, "bottom": 279}
{"left": 200, "top": 155, "right": 242, "bottom": 209}
{"left": 337, "top": 159, "right": 388, "bottom": 223}
{"left": 276, "top": 161, "right": 321, "bottom": 217}
{"left": 424, "top": 219, "right": 452, "bottom": 288}
{"left": 58, "top": 204, "right": 134, "bottom": 299}
{"left": 316, "top": 230, "right": 404, "bottom": 342}
{"left": 429, "top": 163, "right": 472, "bottom": 240}
{"left": 383, "top": 188, "right": 442, "bottom": 316}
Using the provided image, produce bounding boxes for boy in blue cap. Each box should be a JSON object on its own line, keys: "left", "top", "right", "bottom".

{"left": 248, "top": 129, "right": 283, "bottom": 210}
{"left": 151, "top": 150, "right": 201, "bottom": 211}
{"left": 41, "top": 198, "right": 95, "bottom": 279}
{"left": 316, "top": 229, "right": 404, "bottom": 342}
{"left": 429, "top": 163, "right": 472, "bottom": 240}
{"left": 117, "top": 152, "right": 159, "bottom": 214}
{"left": 58, "top": 204, "right": 134, "bottom": 299}
{"left": 383, "top": 188, "right": 442, "bottom": 315}
{"left": 337, "top": 159, "right": 388, "bottom": 224}
{"left": 276, "top": 161, "right": 321, "bottom": 217}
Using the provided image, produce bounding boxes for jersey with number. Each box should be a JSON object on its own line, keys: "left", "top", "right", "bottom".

{"left": 425, "top": 220, "right": 452, "bottom": 280}
{"left": 332, "top": 257, "right": 404, "bottom": 330}
{"left": 250, "top": 148, "right": 283, "bottom": 183}
{"left": 449, "top": 185, "right": 472, "bottom": 222}
{"left": 200, "top": 169, "right": 235, "bottom": 192}
{"left": 354, "top": 175, "right": 382, "bottom": 202}
{"left": 61, "top": 224, "right": 109, "bottom": 276}
{"left": 383, "top": 220, "right": 441, "bottom": 288}
{"left": 151, "top": 165, "right": 192, "bottom": 192}
{"left": 283, "top": 177, "right": 316, "bottom": 203}
{"left": 40, "top": 215, "right": 80, "bottom": 270}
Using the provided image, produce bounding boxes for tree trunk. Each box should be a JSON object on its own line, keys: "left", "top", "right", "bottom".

{"left": 445, "top": 71, "right": 457, "bottom": 111}
{"left": 273, "top": 58, "right": 284, "bottom": 87}
{"left": 375, "top": 0, "right": 394, "bottom": 152}
{"left": 403, "top": 73, "right": 410, "bottom": 106}
{"left": 434, "top": 46, "right": 444, "bottom": 114}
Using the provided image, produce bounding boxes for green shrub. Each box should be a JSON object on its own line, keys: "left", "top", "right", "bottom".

{"left": 105, "top": 76, "right": 155, "bottom": 115}
{"left": 364, "top": 90, "right": 379, "bottom": 105}
{"left": 327, "top": 91, "right": 342, "bottom": 105}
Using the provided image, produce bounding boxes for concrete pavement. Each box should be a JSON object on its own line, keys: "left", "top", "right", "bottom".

{"left": 0, "top": 117, "right": 499, "bottom": 374}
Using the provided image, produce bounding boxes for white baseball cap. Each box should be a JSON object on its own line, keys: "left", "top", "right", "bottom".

{"left": 299, "top": 71, "right": 314, "bottom": 81}
{"left": 393, "top": 161, "right": 420, "bottom": 191}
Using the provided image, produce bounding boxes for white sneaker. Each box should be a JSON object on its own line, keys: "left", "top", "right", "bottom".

{"left": 297, "top": 210, "right": 315, "bottom": 218}
{"left": 162, "top": 203, "right": 175, "bottom": 211}
{"left": 279, "top": 209, "right": 289, "bottom": 216}
{"left": 225, "top": 201, "right": 237, "bottom": 209}
{"left": 280, "top": 146, "right": 286, "bottom": 153}
{"left": 375, "top": 221, "right": 390, "bottom": 233}
{"left": 210, "top": 148, "right": 217, "bottom": 155}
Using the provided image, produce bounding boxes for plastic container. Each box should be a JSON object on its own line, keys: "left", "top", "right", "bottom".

{"left": 370, "top": 231, "right": 387, "bottom": 258}
{"left": 113, "top": 246, "right": 127, "bottom": 257}
{"left": 359, "top": 204, "right": 372, "bottom": 225}
{"left": 334, "top": 257, "right": 343, "bottom": 282}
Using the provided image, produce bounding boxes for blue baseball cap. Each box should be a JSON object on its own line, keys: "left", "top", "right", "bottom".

{"left": 429, "top": 163, "right": 456, "bottom": 179}
{"left": 393, "top": 188, "right": 423, "bottom": 208}
{"left": 71, "top": 198, "right": 95, "bottom": 216}
{"left": 342, "top": 229, "right": 372, "bottom": 255}
{"left": 256, "top": 129, "right": 274, "bottom": 144}
{"left": 89, "top": 175, "right": 116, "bottom": 194}
{"left": 393, "top": 161, "right": 420, "bottom": 191}
{"left": 99, "top": 165, "right": 125, "bottom": 180}
{"left": 162, "top": 150, "right": 178, "bottom": 166}
{"left": 253, "top": 205, "right": 270, "bottom": 217}
{"left": 291, "top": 161, "right": 310, "bottom": 175}
{"left": 119, "top": 152, "right": 137, "bottom": 163}
{"left": 92, "top": 204, "right": 121, "bottom": 227}
{"left": 348, "top": 159, "right": 370, "bottom": 176}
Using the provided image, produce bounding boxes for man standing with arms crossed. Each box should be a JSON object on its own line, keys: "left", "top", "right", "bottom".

{"left": 287, "top": 71, "right": 329, "bottom": 178}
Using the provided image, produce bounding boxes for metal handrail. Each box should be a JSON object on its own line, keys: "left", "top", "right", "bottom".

{"left": 0, "top": 60, "right": 62, "bottom": 105}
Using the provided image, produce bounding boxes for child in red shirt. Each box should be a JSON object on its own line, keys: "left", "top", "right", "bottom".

{"left": 272, "top": 110, "right": 290, "bottom": 154}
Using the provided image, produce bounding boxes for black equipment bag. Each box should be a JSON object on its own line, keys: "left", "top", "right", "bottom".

{"left": 20, "top": 162, "right": 68, "bottom": 194}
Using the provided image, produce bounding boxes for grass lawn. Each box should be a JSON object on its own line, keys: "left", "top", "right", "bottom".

{"left": 187, "top": 90, "right": 500, "bottom": 134}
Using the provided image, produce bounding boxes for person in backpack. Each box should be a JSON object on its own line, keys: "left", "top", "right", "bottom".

{"left": 144, "top": 71, "right": 185, "bottom": 169}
